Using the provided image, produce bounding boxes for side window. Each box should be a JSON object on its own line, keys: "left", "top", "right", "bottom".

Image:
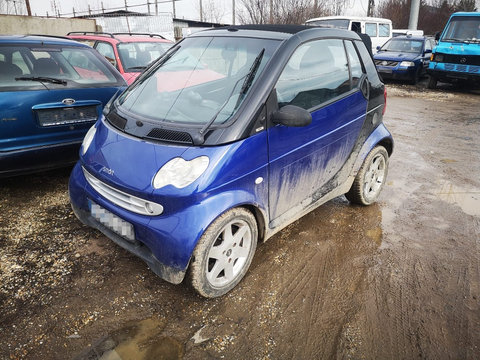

{"left": 379, "top": 24, "right": 390, "bottom": 37}
{"left": 12, "top": 51, "right": 29, "bottom": 75}
{"left": 425, "top": 39, "right": 432, "bottom": 51}
{"left": 276, "top": 39, "right": 350, "bottom": 110}
{"left": 95, "top": 42, "right": 116, "bottom": 66}
{"left": 354, "top": 40, "right": 381, "bottom": 83}
{"left": 345, "top": 41, "right": 363, "bottom": 87}
{"left": 365, "top": 23, "right": 377, "bottom": 37}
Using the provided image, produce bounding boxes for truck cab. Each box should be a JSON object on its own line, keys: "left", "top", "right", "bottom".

{"left": 427, "top": 12, "right": 480, "bottom": 89}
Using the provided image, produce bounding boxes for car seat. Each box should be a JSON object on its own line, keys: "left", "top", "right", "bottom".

{"left": 0, "top": 60, "right": 23, "bottom": 81}
{"left": 34, "top": 58, "right": 61, "bottom": 77}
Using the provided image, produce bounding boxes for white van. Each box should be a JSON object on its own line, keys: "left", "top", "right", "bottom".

{"left": 306, "top": 16, "right": 392, "bottom": 53}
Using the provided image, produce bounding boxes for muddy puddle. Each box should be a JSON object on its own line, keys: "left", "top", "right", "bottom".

{"left": 76, "top": 318, "right": 183, "bottom": 360}
{"left": 435, "top": 180, "right": 480, "bottom": 217}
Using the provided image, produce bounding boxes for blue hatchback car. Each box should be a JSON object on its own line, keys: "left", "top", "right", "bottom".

{"left": 374, "top": 35, "right": 436, "bottom": 84}
{"left": 0, "top": 35, "right": 126, "bottom": 177}
{"left": 69, "top": 25, "right": 393, "bottom": 297}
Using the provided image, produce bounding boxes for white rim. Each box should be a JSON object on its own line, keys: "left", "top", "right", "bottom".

{"left": 363, "top": 153, "right": 386, "bottom": 202}
{"left": 205, "top": 219, "right": 252, "bottom": 287}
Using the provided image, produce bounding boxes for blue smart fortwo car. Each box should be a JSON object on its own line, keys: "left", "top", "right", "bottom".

{"left": 69, "top": 25, "right": 393, "bottom": 297}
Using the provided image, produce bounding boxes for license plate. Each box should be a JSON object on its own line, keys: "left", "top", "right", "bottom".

{"left": 36, "top": 106, "right": 97, "bottom": 127}
{"left": 380, "top": 69, "right": 393, "bottom": 74}
{"left": 89, "top": 201, "right": 135, "bottom": 242}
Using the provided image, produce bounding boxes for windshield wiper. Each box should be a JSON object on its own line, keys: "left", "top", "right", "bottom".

{"left": 127, "top": 66, "right": 147, "bottom": 71}
{"left": 237, "top": 48, "right": 265, "bottom": 100}
{"left": 194, "top": 48, "right": 266, "bottom": 145}
{"left": 15, "top": 76, "right": 67, "bottom": 85}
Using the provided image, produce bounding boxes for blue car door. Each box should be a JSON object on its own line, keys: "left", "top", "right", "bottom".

{"left": 267, "top": 39, "right": 368, "bottom": 224}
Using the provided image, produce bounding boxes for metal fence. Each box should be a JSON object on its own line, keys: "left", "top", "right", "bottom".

{"left": 92, "top": 14, "right": 175, "bottom": 41}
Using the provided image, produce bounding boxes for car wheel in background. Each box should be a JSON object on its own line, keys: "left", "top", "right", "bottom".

{"left": 189, "top": 208, "right": 258, "bottom": 298}
{"left": 346, "top": 146, "right": 389, "bottom": 206}
{"left": 427, "top": 75, "right": 437, "bottom": 89}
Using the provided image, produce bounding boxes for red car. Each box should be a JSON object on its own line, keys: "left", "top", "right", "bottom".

{"left": 67, "top": 32, "right": 173, "bottom": 84}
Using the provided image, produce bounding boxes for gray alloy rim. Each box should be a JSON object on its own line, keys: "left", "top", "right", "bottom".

{"left": 205, "top": 219, "right": 252, "bottom": 287}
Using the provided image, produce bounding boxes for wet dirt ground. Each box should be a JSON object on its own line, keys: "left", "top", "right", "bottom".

{"left": 1, "top": 82, "right": 479, "bottom": 360}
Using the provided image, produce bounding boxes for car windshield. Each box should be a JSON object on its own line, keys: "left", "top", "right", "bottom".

{"left": 117, "top": 36, "right": 280, "bottom": 126}
{"left": 442, "top": 16, "right": 480, "bottom": 42}
{"left": 118, "top": 42, "right": 172, "bottom": 71}
{"left": 307, "top": 19, "right": 350, "bottom": 29}
{"left": 0, "top": 45, "right": 120, "bottom": 90}
{"left": 380, "top": 38, "right": 423, "bottom": 53}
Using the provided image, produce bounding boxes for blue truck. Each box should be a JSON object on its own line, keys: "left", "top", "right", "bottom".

{"left": 427, "top": 12, "right": 480, "bottom": 89}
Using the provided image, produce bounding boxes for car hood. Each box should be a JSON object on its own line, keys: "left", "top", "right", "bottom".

{"left": 374, "top": 51, "right": 419, "bottom": 61}
{"left": 435, "top": 42, "right": 480, "bottom": 55}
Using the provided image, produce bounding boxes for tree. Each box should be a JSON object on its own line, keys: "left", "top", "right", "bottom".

{"left": 238, "top": 0, "right": 333, "bottom": 25}
{"left": 455, "top": 0, "right": 477, "bottom": 11}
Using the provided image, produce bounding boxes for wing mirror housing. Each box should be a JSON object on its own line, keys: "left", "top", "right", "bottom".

{"left": 272, "top": 105, "right": 312, "bottom": 127}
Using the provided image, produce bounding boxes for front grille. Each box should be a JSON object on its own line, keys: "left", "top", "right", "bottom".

{"left": 106, "top": 112, "right": 127, "bottom": 130}
{"left": 444, "top": 63, "right": 480, "bottom": 73}
{"left": 437, "top": 53, "right": 480, "bottom": 66}
{"left": 374, "top": 60, "right": 399, "bottom": 67}
{"left": 83, "top": 167, "right": 163, "bottom": 216}
{"left": 146, "top": 128, "right": 193, "bottom": 144}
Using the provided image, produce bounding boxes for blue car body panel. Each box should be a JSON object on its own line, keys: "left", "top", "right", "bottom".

{"left": 0, "top": 35, "right": 126, "bottom": 176}
{"left": 428, "top": 12, "right": 480, "bottom": 84}
{"left": 69, "top": 26, "right": 393, "bottom": 287}
{"left": 373, "top": 36, "right": 432, "bottom": 82}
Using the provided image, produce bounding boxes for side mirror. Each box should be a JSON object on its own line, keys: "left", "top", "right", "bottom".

{"left": 272, "top": 105, "right": 312, "bottom": 127}
{"left": 376, "top": 45, "right": 381, "bottom": 51}
{"left": 435, "top": 32, "right": 440, "bottom": 41}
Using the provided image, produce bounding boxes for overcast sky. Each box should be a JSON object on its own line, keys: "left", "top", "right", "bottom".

{"left": 22, "top": 0, "right": 368, "bottom": 23}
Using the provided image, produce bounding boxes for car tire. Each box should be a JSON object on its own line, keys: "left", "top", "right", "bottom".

{"left": 411, "top": 67, "right": 421, "bottom": 85}
{"left": 427, "top": 75, "right": 437, "bottom": 89}
{"left": 345, "top": 146, "right": 389, "bottom": 206}
{"left": 189, "top": 208, "right": 258, "bottom": 298}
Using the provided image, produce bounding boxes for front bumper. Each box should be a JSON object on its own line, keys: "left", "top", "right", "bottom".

{"left": 376, "top": 66, "right": 417, "bottom": 81}
{"left": 0, "top": 141, "right": 81, "bottom": 178}
{"left": 69, "top": 162, "right": 196, "bottom": 284}
{"left": 427, "top": 66, "right": 480, "bottom": 83}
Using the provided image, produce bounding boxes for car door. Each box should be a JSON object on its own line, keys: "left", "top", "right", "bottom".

{"left": 267, "top": 39, "right": 368, "bottom": 224}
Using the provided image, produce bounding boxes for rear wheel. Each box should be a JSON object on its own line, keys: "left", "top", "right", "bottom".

{"left": 346, "top": 146, "right": 389, "bottom": 205}
{"left": 427, "top": 75, "right": 437, "bottom": 89}
{"left": 189, "top": 208, "right": 258, "bottom": 298}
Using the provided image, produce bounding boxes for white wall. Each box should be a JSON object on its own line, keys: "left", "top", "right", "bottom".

{"left": 0, "top": 15, "right": 96, "bottom": 36}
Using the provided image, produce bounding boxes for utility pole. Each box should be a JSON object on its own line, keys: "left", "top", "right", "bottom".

{"left": 199, "top": 0, "right": 203, "bottom": 22}
{"left": 172, "top": 0, "right": 176, "bottom": 18}
{"left": 25, "top": 0, "right": 32, "bottom": 16}
{"left": 232, "top": 0, "right": 235, "bottom": 25}
{"left": 367, "top": 0, "right": 375, "bottom": 17}
{"left": 124, "top": 0, "right": 128, "bottom": 11}
{"left": 155, "top": 0, "right": 158, "bottom": 15}
{"left": 147, "top": 1, "right": 150, "bottom": 15}
{"left": 73, "top": 7, "right": 75, "bottom": 17}
{"left": 101, "top": 1, "right": 105, "bottom": 14}
{"left": 408, "top": 0, "right": 420, "bottom": 30}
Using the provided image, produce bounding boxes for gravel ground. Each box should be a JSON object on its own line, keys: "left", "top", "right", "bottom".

{"left": 1, "top": 80, "right": 479, "bottom": 360}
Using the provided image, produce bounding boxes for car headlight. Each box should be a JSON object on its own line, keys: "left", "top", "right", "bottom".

{"left": 153, "top": 156, "right": 209, "bottom": 189}
{"left": 399, "top": 61, "right": 415, "bottom": 67}
{"left": 81, "top": 124, "right": 97, "bottom": 155}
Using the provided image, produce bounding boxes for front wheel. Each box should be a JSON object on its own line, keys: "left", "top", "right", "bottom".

{"left": 427, "top": 75, "right": 437, "bottom": 89}
{"left": 346, "top": 146, "right": 389, "bottom": 206}
{"left": 189, "top": 208, "right": 258, "bottom": 298}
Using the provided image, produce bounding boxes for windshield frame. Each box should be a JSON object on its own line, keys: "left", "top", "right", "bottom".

{"left": 115, "top": 35, "right": 281, "bottom": 130}
{"left": 441, "top": 15, "right": 480, "bottom": 43}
